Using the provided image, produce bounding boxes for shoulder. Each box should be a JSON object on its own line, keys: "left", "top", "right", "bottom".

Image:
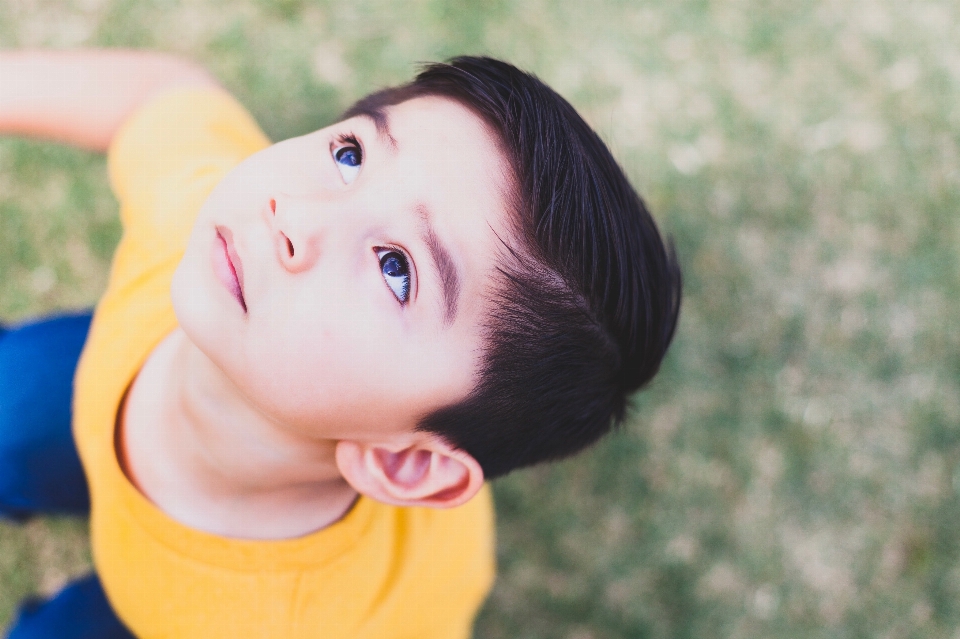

{"left": 397, "top": 485, "right": 496, "bottom": 590}
{"left": 108, "top": 87, "right": 271, "bottom": 209}
{"left": 104, "top": 87, "right": 271, "bottom": 268}
{"left": 352, "top": 489, "right": 496, "bottom": 637}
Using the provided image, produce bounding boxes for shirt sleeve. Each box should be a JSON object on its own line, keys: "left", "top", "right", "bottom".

{"left": 106, "top": 87, "right": 271, "bottom": 268}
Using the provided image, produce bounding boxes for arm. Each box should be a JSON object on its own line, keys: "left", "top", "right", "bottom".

{"left": 0, "top": 49, "right": 219, "bottom": 151}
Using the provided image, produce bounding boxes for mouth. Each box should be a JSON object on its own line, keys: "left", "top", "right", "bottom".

{"left": 213, "top": 226, "right": 247, "bottom": 313}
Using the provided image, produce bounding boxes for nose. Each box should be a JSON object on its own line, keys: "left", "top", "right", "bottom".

{"left": 266, "top": 194, "right": 323, "bottom": 273}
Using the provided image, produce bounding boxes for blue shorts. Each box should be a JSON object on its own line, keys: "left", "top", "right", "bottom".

{"left": 0, "top": 313, "right": 135, "bottom": 639}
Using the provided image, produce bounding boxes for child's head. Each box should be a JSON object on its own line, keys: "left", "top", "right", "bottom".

{"left": 344, "top": 57, "right": 682, "bottom": 479}
{"left": 173, "top": 56, "right": 679, "bottom": 506}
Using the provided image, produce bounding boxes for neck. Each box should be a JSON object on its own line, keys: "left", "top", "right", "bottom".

{"left": 123, "top": 329, "right": 358, "bottom": 540}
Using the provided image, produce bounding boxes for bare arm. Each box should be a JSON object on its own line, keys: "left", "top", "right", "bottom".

{"left": 0, "top": 49, "right": 219, "bottom": 151}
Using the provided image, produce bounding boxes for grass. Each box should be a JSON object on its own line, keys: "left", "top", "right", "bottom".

{"left": 2, "top": 0, "right": 960, "bottom": 636}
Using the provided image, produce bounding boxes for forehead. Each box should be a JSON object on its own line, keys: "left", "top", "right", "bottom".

{"left": 373, "top": 96, "right": 516, "bottom": 315}
{"left": 379, "top": 95, "right": 510, "bottom": 199}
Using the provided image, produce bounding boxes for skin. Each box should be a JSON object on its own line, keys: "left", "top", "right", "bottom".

{"left": 120, "top": 96, "right": 512, "bottom": 538}
{"left": 0, "top": 50, "right": 512, "bottom": 539}
{"left": 0, "top": 50, "right": 216, "bottom": 150}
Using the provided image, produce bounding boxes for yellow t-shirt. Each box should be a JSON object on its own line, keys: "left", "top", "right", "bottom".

{"left": 73, "top": 88, "right": 495, "bottom": 639}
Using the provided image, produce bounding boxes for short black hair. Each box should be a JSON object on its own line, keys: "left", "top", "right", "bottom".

{"left": 344, "top": 57, "right": 682, "bottom": 479}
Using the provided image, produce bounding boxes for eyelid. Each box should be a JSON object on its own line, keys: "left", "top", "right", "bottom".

{"left": 331, "top": 131, "right": 362, "bottom": 152}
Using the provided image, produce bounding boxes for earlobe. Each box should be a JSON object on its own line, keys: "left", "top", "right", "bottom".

{"left": 335, "top": 438, "right": 484, "bottom": 509}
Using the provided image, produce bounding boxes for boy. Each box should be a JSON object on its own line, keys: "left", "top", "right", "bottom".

{"left": 0, "top": 50, "right": 681, "bottom": 637}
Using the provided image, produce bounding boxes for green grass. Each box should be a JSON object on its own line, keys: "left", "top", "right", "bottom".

{"left": 2, "top": 0, "right": 960, "bottom": 637}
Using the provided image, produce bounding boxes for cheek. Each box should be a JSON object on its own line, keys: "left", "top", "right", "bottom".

{"left": 238, "top": 302, "right": 396, "bottom": 425}
{"left": 236, "top": 330, "right": 328, "bottom": 428}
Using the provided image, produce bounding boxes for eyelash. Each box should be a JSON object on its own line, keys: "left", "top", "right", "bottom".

{"left": 332, "top": 132, "right": 363, "bottom": 183}
{"left": 334, "top": 132, "right": 362, "bottom": 161}
{"left": 335, "top": 131, "right": 360, "bottom": 148}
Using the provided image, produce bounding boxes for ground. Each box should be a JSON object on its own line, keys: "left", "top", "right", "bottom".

{"left": 2, "top": 1, "right": 959, "bottom": 637}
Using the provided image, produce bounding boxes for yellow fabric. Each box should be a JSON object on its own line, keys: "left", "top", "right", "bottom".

{"left": 73, "top": 88, "right": 495, "bottom": 639}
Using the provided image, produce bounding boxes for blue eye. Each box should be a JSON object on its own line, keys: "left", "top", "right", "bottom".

{"left": 333, "top": 138, "right": 362, "bottom": 183}
{"left": 376, "top": 249, "right": 411, "bottom": 304}
{"left": 335, "top": 146, "right": 360, "bottom": 166}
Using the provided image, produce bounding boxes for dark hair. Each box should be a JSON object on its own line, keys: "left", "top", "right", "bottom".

{"left": 344, "top": 57, "right": 682, "bottom": 479}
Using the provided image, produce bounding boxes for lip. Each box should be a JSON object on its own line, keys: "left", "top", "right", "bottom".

{"left": 213, "top": 226, "right": 247, "bottom": 312}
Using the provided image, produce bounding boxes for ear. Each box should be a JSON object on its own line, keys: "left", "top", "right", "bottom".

{"left": 335, "top": 436, "right": 484, "bottom": 509}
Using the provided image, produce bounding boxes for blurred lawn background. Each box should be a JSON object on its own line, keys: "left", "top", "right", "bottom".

{"left": 1, "top": 0, "right": 959, "bottom": 637}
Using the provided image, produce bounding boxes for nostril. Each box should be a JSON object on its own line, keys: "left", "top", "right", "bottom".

{"left": 286, "top": 237, "right": 295, "bottom": 257}
{"left": 269, "top": 198, "right": 277, "bottom": 215}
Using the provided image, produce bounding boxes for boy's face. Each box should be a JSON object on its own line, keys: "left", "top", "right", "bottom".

{"left": 172, "top": 96, "right": 512, "bottom": 442}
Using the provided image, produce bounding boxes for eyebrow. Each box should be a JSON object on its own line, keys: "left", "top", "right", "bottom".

{"left": 353, "top": 107, "right": 398, "bottom": 152}
{"left": 416, "top": 204, "right": 461, "bottom": 326}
